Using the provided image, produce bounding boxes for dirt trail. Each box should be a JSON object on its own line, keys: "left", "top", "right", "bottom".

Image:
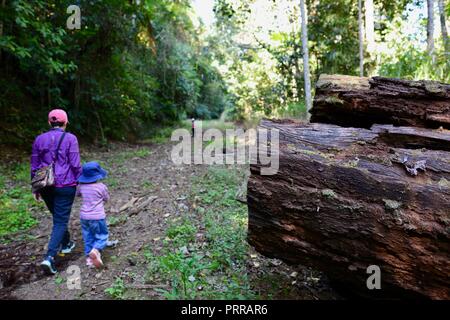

{"left": 0, "top": 141, "right": 340, "bottom": 300}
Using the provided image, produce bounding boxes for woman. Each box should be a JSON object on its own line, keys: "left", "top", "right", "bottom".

{"left": 31, "top": 109, "right": 82, "bottom": 275}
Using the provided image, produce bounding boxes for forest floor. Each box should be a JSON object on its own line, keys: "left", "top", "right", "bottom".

{"left": 0, "top": 138, "right": 341, "bottom": 300}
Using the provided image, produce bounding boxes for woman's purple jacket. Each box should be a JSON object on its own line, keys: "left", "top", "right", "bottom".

{"left": 31, "top": 128, "right": 82, "bottom": 188}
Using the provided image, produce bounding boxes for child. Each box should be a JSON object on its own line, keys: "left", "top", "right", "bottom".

{"left": 76, "top": 161, "right": 110, "bottom": 268}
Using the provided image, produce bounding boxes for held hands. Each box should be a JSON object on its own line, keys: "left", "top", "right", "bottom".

{"left": 33, "top": 192, "right": 42, "bottom": 202}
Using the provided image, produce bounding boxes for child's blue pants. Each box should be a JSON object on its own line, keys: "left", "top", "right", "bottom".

{"left": 80, "top": 219, "right": 109, "bottom": 256}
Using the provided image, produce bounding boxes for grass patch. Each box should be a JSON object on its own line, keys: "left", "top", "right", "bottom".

{"left": 140, "top": 120, "right": 236, "bottom": 146}
{"left": 105, "top": 277, "right": 126, "bottom": 299}
{"left": 115, "top": 148, "right": 152, "bottom": 163}
{"left": 139, "top": 126, "right": 178, "bottom": 145}
{"left": 141, "top": 181, "right": 155, "bottom": 191}
{"left": 191, "top": 119, "right": 236, "bottom": 132}
{"left": 166, "top": 220, "right": 197, "bottom": 244}
{"left": 143, "top": 166, "right": 255, "bottom": 299}
{"left": 108, "top": 214, "right": 128, "bottom": 227}
{"left": 0, "top": 162, "right": 42, "bottom": 240}
{"left": 104, "top": 177, "right": 119, "bottom": 189}
{"left": 54, "top": 275, "right": 65, "bottom": 285}
{"left": 277, "top": 101, "right": 308, "bottom": 119}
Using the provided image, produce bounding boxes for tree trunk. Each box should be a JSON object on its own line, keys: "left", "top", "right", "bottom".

{"left": 358, "top": 0, "right": 364, "bottom": 77}
{"left": 293, "top": 31, "right": 304, "bottom": 101}
{"left": 74, "top": 71, "right": 81, "bottom": 112}
{"left": 299, "top": 0, "right": 312, "bottom": 113}
{"left": 438, "top": 0, "right": 449, "bottom": 53}
{"left": 94, "top": 111, "right": 106, "bottom": 145}
{"left": 310, "top": 74, "right": 450, "bottom": 129}
{"left": 0, "top": 0, "right": 6, "bottom": 62}
{"left": 427, "top": 0, "right": 435, "bottom": 61}
{"left": 247, "top": 119, "right": 450, "bottom": 299}
{"left": 0, "top": 0, "right": 5, "bottom": 37}
{"left": 365, "top": 0, "right": 375, "bottom": 54}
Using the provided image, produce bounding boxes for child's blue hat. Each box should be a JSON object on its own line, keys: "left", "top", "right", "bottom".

{"left": 78, "top": 161, "right": 107, "bottom": 183}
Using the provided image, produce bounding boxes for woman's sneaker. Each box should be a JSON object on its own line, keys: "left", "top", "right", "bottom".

{"left": 106, "top": 240, "right": 119, "bottom": 248}
{"left": 60, "top": 241, "right": 76, "bottom": 254}
{"left": 88, "top": 249, "right": 103, "bottom": 268}
{"left": 40, "top": 257, "right": 57, "bottom": 275}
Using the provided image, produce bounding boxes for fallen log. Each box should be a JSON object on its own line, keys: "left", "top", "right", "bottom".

{"left": 310, "top": 74, "right": 450, "bottom": 129}
{"left": 247, "top": 119, "right": 450, "bottom": 299}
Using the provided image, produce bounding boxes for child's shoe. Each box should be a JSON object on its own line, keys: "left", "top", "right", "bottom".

{"left": 89, "top": 248, "right": 103, "bottom": 268}
{"left": 86, "top": 257, "right": 94, "bottom": 268}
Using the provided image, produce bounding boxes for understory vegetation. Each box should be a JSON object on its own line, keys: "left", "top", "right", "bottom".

{"left": 138, "top": 166, "right": 254, "bottom": 299}
{"left": 0, "top": 163, "right": 43, "bottom": 241}
{"left": 0, "top": 0, "right": 231, "bottom": 146}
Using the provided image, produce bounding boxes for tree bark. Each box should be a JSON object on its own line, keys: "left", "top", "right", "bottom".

{"left": 427, "top": 0, "right": 435, "bottom": 61}
{"left": 247, "top": 119, "right": 450, "bottom": 299}
{"left": 438, "top": 0, "right": 449, "bottom": 53}
{"left": 310, "top": 74, "right": 450, "bottom": 129}
{"left": 299, "top": 0, "right": 312, "bottom": 113}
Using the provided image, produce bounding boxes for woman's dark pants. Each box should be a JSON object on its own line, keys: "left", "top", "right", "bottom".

{"left": 40, "top": 186, "right": 76, "bottom": 258}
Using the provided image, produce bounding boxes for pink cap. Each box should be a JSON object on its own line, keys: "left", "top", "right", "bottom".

{"left": 48, "top": 109, "right": 68, "bottom": 124}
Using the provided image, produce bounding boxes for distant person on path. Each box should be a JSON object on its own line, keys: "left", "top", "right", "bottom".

{"left": 76, "top": 161, "right": 110, "bottom": 269}
{"left": 31, "top": 109, "right": 82, "bottom": 275}
{"left": 192, "top": 118, "right": 195, "bottom": 137}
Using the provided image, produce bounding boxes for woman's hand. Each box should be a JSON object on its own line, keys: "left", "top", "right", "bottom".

{"left": 33, "top": 193, "right": 42, "bottom": 202}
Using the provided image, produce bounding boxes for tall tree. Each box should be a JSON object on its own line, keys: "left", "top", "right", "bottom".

{"left": 438, "top": 0, "right": 449, "bottom": 53}
{"left": 427, "top": 0, "right": 435, "bottom": 61}
{"left": 0, "top": 0, "right": 4, "bottom": 37}
{"left": 0, "top": 0, "right": 5, "bottom": 61}
{"left": 299, "top": 0, "right": 312, "bottom": 113}
{"left": 358, "top": 0, "right": 364, "bottom": 76}
{"left": 365, "top": 0, "right": 375, "bottom": 53}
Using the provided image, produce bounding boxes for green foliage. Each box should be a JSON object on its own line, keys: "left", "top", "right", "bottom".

{"left": 144, "top": 166, "right": 256, "bottom": 299}
{"left": 108, "top": 214, "right": 128, "bottom": 227}
{"left": 0, "top": 0, "right": 230, "bottom": 146}
{"left": 2, "top": 0, "right": 445, "bottom": 135}
{"left": 54, "top": 275, "right": 65, "bottom": 285}
{"left": 113, "top": 148, "right": 152, "bottom": 164}
{"left": 212, "top": 0, "right": 448, "bottom": 120}
{"left": 309, "top": 0, "right": 360, "bottom": 76}
{"left": 105, "top": 277, "right": 126, "bottom": 299}
{"left": 140, "top": 126, "right": 176, "bottom": 145}
{"left": 379, "top": 25, "right": 450, "bottom": 83}
{"left": 0, "top": 163, "right": 41, "bottom": 239}
{"left": 279, "top": 101, "right": 307, "bottom": 119}
{"left": 166, "top": 220, "right": 197, "bottom": 245}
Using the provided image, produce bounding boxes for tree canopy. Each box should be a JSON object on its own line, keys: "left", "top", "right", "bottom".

{"left": 0, "top": 0, "right": 448, "bottom": 145}
{"left": 0, "top": 0, "right": 230, "bottom": 145}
